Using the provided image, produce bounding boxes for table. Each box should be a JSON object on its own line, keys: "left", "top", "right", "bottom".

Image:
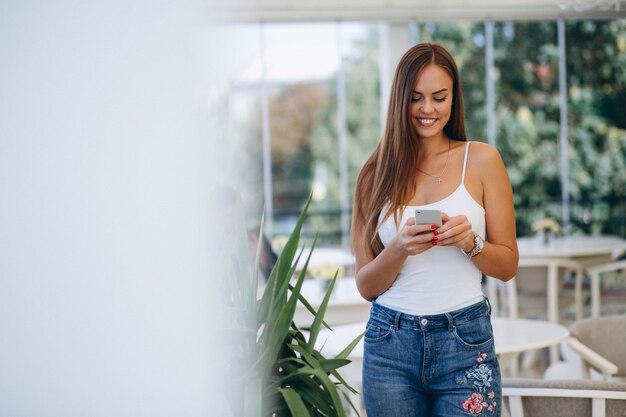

{"left": 488, "top": 236, "right": 626, "bottom": 325}
{"left": 517, "top": 235, "right": 626, "bottom": 262}
{"left": 293, "top": 277, "right": 370, "bottom": 328}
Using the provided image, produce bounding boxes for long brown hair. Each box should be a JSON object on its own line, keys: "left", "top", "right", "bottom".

{"left": 351, "top": 43, "right": 468, "bottom": 258}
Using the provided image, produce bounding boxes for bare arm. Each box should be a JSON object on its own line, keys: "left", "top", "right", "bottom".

{"left": 435, "top": 143, "right": 519, "bottom": 280}
{"left": 353, "top": 217, "right": 438, "bottom": 301}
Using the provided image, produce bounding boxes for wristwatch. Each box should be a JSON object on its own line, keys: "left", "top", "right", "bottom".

{"left": 462, "top": 234, "right": 484, "bottom": 258}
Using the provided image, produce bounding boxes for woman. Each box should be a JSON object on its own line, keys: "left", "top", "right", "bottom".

{"left": 351, "top": 43, "right": 518, "bottom": 417}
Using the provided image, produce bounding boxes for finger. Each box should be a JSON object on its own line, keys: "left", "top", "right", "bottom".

{"left": 407, "top": 223, "right": 438, "bottom": 237}
{"left": 439, "top": 217, "right": 469, "bottom": 234}
{"left": 441, "top": 212, "right": 451, "bottom": 223}
{"left": 437, "top": 234, "right": 466, "bottom": 246}
{"left": 436, "top": 223, "right": 470, "bottom": 242}
{"left": 437, "top": 214, "right": 460, "bottom": 231}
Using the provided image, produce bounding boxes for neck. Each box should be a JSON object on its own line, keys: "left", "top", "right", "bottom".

{"left": 419, "top": 136, "right": 450, "bottom": 159}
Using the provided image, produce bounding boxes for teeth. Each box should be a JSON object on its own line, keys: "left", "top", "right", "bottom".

{"left": 418, "top": 118, "right": 436, "bottom": 126}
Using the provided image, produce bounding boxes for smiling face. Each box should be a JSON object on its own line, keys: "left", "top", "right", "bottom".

{"left": 410, "top": 63, "right": 454, "bottom": 141}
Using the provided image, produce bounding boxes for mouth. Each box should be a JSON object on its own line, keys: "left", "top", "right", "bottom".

{"left": 416, "top": 117, "right": 437, "bottom": 127}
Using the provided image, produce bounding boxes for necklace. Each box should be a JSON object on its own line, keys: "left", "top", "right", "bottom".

{"left": 416, "top": 139, "right": 451, "bottom": 185}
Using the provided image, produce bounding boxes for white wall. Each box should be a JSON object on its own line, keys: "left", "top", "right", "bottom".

{"left": 0, "top": 1, "right": 237, "bottom": 416}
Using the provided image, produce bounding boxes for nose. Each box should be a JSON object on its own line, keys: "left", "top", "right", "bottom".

{"left": 420, "top": 99, "right": 434, "bottom": 114}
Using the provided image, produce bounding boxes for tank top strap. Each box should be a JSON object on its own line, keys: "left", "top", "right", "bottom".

{"left": 460, "top": 141, "right": 472, "bottom": 184}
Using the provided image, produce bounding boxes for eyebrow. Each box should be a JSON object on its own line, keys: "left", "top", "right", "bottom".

{"left": 412, "top": 88, "right": 449, "bottom": 95}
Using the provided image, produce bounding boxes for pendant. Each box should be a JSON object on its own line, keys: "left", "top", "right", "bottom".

{"left": 436, "top": 177, "right": 442, "bottom": 184}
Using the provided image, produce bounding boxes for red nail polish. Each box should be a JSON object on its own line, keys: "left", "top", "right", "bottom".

{"left": 432, "top": 242, "right": 438, "bottom": 246}
{"left": 431, "top": 225, "right": 437, "bottom": 230}
{"left": 433, "top": 237, "right": 438, "bottom": 242}
{"left": 434, "top": 230, "right": 439, "bottom": 236}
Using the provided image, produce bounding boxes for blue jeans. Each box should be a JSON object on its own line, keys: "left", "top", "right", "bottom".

{"left": 362, "top": 299, "right": 501, "bottom": 417}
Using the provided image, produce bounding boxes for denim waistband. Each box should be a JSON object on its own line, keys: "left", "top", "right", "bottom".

{"left": 370, "top": 297, "right": 491, "bottom": 330}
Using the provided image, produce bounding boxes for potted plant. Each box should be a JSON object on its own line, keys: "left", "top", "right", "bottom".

{"left": 233, "top": 196, "right": 363, "bottom": 417}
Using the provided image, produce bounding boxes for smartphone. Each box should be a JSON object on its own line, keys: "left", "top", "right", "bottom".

{"left": 414, "top": 209, "right": 442, "bottom": 227}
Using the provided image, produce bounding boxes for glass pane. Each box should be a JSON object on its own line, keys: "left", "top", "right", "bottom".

{"left": 221, "top": 24, "right": 265, "bottom": 226}
{"left": 493, "top": 21, "right": 560, "bottom": 237}
{"left": 265, "top": 22, "right": 382, "bottom": 247}
{"left": 229, "top": 88, "right": 264, "bottom": 223}
{"left": 268, "top": 81, "right": 335, "bottom": 243}
{"left": 342, "top": 23, "right": 381, "bottom": 236}
{"left": 264, "top": 23, "right": 339, "bottom": 82}
{"left": 567, "top": 19, "right": 626, "bottom": 238}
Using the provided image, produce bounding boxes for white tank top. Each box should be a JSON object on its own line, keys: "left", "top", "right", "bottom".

{"left": 376, "top": 141, "right": 486, "bottom": 315}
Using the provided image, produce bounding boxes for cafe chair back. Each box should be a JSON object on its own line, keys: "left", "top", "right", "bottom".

{"left": 502, "top": 378, "right": 626, "bottom": 417}
{"left": 586, "top": 260, "right": 626, "bottom": 318}
{"left": 563, "top": 315, "right": 626, "bottom": 381}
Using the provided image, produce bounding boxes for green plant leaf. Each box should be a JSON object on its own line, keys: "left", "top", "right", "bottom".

{"left": 278, "top": 387, "right": 311, "bottom": 417}
{"left": 259, "top": 196, "right": 315, "bottom": 380}
{"left": 273, "top": 361, "right": 344, "bottom": 417}
{"left": 287, "top": 367, "right": 348, "bottom": 417}
{"left": 329, "top": 368, "right": 358, "bottom": 395}
{"left": 318, "top": 358, "right": 351, "bottom": 373}
{"left": 287, "top": 376, "right": 335, "bottom": 416}
{"left": 335, "top": 330, "right": 365, "bottom": 360}
{"left": 289, "top": 284, "right": 331, "bottom": 330}
{"left": 306, "top": 271, "right": 338, "bottom": 353}
{"left": 339, "top": 388, "right": 362, "bottom": 417}
{"left": 239, "top": 192, "right": 364, "bottom": 417}
{"left": 257, "top": 206, "right": 308, "bottom": 333}
{"left": 283, "top": 343, "right": 322, "bottom": 370}
{"left": 264, "top": 262, "right": 307, "bottom": 371}
{"left": 267, "top": 243, "right": 313, "bottom": 331}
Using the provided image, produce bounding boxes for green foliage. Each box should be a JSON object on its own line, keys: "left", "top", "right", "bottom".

{"left": 233, "top": 20, "right": 626, "bottom": 242}
{"left": 235, "top": 195, "right": 364, "bottom": 417}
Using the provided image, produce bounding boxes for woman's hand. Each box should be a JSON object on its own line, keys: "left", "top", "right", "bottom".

{"left": 390, "top": 216, "right": 438, "bottom": 256}
{"left": 435, "top": 212, "right": 475, "bottom": 252}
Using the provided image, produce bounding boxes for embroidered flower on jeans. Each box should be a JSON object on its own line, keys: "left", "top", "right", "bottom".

{"left": 461, "top": 392, "right": 497, "bottom": 415}
{"left": 466, "top": 364, "right": 493, "bottom": 392}
{"left": 476, "top": 352, "right": 487, "bottom": 363}
{"left": 456, "top": 376, "right": 468, "bottom": 385}
{"left": 487, "top": 391, "right": 495, "bottom": 400}
{"left": 462, "top": 393, "right": 487, "bottom": 414}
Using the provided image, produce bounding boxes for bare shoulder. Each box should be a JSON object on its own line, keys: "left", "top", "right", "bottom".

{"left": 469, "top": 141, "right": 503, "bottom": 166}
{"left": 468, "top": 141, "right": 511, "bottom": 196}
{"left": 469, "top": 141, "right": 507, "bottom": 176}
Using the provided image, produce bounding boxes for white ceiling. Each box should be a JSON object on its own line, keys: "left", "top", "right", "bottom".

{"left": 211, "top": 0, "right": 626, "bottom": 23}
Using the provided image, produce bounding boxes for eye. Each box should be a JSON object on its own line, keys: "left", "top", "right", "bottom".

{"left": 434, "top": 97, "right": 447, "bottom": 102}
{"left": 411, "top": 96, "right": 422, "bottom": 102}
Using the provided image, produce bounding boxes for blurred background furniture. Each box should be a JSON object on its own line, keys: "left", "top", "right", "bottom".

{"left": 587, "top": 260, "right": 626, "bottom": 318}
{"left": 486, "top": 276, "right": 519, "bottom": 319}
{"left": 544, "top": 315, "right": 626, "bottom": 382}
{"left": 295, "top": 247, "right": 355, "bottom": 277}
{"left": 516, "top": 235, "right": 626, "bottom": 323}
{"left": 495, "top": 236, "right": 626, "bottom": 366}
{"left": 502, "top": 378, "right": 626, "bottom": 417}
{"left": 293, "top": 277, "right": 370, "bottom": 328}
{"left": 515, "top": 257, "right": 583, "bottom": 324}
